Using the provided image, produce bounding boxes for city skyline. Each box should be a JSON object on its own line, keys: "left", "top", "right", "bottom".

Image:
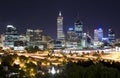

{"left": 0, "top": 0, "right": 120, "bottom": 38}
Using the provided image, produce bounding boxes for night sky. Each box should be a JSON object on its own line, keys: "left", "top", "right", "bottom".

{"left": 0, "top": 0, "right": 120, "bottom": 39}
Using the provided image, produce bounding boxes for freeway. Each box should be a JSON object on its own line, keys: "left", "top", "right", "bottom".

{"left": 1, "top": 49, "right": 120, "bottom": 66}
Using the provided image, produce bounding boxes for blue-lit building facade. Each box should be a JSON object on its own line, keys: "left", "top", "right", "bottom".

{"left": 93, "top": 28, "right": 103, "bottom": 48}
{"left": 94, "top": 28, "right": 103, "bottom": 41}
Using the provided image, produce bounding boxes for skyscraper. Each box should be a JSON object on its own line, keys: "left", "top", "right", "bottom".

{"left": 94, "top": 28, "right": 103, "bottom": 41}
{"left": 66, "top": 27, "right": 76, "bottom": 41}
{"left": 57, "top": 11, "right": 64, "bottom": 40}
{"left": 74, "top": 19, "right": 83, "bottom": 39}
{"left": 26, "top": 29, "right": 43, "bottom": 46}
{"left": 66, "top": 27, "right": 78, "bottom": 48}
{"left": 108, "top": 28, "right": 115, "bottom": 43}
{"left": 4, "top": 25, "right": 18, "bottom": 48}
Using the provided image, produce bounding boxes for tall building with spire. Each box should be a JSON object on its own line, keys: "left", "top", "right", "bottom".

{"left": 57, "top": 11, "right": 64, "bottom": 40}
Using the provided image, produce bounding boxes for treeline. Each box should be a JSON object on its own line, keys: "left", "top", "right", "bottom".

{"left": 53, "top": 61, "right": 120, "bottom": 78}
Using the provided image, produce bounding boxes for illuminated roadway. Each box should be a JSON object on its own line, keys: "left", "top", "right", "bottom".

{"left": 1, "top": 48, "right": 120, "bottom": 66}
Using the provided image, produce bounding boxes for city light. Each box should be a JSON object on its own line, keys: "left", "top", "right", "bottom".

{"left": 51, "top": 67, "right": 56, "bottom": 75}
{"left": 0, "top": 0, "right": 119, "bottom": 78}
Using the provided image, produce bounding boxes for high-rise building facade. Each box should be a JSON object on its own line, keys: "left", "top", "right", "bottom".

{"left": 26, "top": 29, "right": 43, "bottom": 46}
{"left": 66, "top": 27, "right": 78, "bottom": 48}
{"left": 108, "top": 28, "right": 115, "bottom": 43}
{"left": 57, "top": 11, "right": 64, "bottom": 40}
{"left": 66, "top": 27, "right": 76, "bottom": 42}
{"left": 81, "top": 33, "right": 87, "bottom": 48}
{"left": 4, "top": 25, "right": 18, "bottom": 48}
{"left": 94, "top": 28, "right": 103, "bottom": 41}
{"left": 74, "top": 19, "right": 83, "bottom": 39}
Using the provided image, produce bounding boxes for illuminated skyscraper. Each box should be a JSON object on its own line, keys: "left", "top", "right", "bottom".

{"left": 57, "top": 11, "right": 64, "bottom": 40}
{"left": 74, "top": 19, "right": 83, "bottom": 39}
{"left": 108, "top": 28, "right": 115, "bottom": 43}
{"left": 94, "top": 28, "right": 103, "bottom": 41}
{"left": 81, "top": 33, "right": 87, "bottom": 48}
{"left": 26, "top": 29, "right": 43, "bottom": 46}
{"left": 4, "top": 25, "right": 18, "bottom": 48}
{"left": 66, "top": 27, "right": 78, "bottom": 48}
{"left": 66, "top": 27, "right": 75, "bottom": 41}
